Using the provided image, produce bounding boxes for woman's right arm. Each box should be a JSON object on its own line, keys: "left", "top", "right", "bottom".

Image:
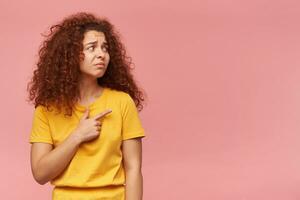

{"left": 30, "top": 132, "right": 82, "bottom": 185}
{"left": 30, "top": 108, "right": 112, "bottom": 185}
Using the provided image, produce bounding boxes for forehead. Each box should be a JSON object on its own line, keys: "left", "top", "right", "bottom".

{"left": 83, "top": 30, "right": 107, "bottom": 44}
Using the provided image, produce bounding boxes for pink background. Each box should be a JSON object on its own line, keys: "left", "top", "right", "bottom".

{"left": 1, "top": 0, "right": 300, "bottom": 199}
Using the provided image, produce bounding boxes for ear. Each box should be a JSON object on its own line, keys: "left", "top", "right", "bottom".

{"left": 79, "top": 52, "right": 85, "bottom": 62}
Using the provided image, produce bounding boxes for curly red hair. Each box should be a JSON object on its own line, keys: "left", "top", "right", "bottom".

{"left": 27, "top": 12, "right": 145, "bottom": 116}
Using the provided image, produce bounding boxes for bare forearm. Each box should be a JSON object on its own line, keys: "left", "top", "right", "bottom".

{"left": 36, "top": 132, "right": 82, "bottom": 184}
{"left": 125, "top": 169, "right": 143, "bottom": 200}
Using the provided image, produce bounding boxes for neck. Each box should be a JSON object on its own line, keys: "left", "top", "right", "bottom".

{"left": 78, "top": 76, "right": 102, "bottom": 100}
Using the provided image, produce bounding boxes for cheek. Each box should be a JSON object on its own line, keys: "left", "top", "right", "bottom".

{"left": 81, "top": 53, "right": 94, "bottom": 66}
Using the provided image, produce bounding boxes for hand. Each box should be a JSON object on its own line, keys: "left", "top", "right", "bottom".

{"left": 73, "top": 108, "right": 112, "bottom": 143}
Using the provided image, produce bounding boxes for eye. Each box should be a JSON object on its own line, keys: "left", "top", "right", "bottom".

{"left": 102, "top": 45, "right": 108, "bottom": 52}
{"left": 87, "top": 46, "right": 95, "bottom": 51}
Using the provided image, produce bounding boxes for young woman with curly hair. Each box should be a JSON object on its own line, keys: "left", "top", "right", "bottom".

{"left": 28, "top": 12, "right": 146, "bottom": 200}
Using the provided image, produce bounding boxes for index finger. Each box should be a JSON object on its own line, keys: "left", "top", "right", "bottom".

{"left": 92, "top": 109, "right": 112, "bottom": 120}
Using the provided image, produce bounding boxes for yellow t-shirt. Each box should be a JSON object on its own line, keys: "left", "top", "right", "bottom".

{"left": 29, "top": 87, "right": 145, "bottom": 199}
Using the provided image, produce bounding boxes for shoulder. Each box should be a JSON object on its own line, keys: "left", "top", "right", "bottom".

{"left": 105, "top": 88, "right": 136, "bottom": 112}
{"left": 34, "top": 105, "right": 47, "bottom": 115}
{"left": 105, "top": 87, "right": 132, "bottom": 102}
{"left": 34, "top": 105, "right": 58, "bottom": 118}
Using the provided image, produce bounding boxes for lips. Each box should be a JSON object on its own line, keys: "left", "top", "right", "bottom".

{"left": 95, "top": 63, "right": 105, "bottom": 70}
{"left": 95, "top": 63, "right": 105, "bottom": 66}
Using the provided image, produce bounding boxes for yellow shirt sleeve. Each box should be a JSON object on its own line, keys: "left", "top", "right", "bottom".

{"left": 121, "top": 93, "right": 146, "bottom": 140}
{"left": 29, "top": 106, "right": 54, "bottom": 144}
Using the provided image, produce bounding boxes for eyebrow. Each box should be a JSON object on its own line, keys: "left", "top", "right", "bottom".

{"left": 84, "top": 41, "right": 108, "bottom": 47}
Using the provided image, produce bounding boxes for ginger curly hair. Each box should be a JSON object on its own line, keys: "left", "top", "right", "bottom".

{"left": 27, "top": 12, "right": 145, "bottom": 116}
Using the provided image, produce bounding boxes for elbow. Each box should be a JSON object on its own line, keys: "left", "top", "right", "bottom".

{"left": 36, "top": 178, "right": 48, "bottom": 185}
{"left": 32, "top": 171, "right": 49, "bottom": 185}
{"left": 34, "top": 176, "right": 48, "bottom": 185}
{"left": 124, "top": 162, "right": 142, "bottom": 173}
{"left": 125, "top": 167, "right": 143, "bottom": 181}
{"left": 31, "top": 159, "right": 50, "bottom": 185}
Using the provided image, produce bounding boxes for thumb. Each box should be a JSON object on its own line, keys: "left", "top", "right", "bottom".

{"left": 81, "top": 108, "right": 90, "bottom": 120}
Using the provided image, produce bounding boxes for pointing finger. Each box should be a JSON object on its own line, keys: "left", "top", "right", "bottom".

{"left": 93, "top": 109, "right": 112, "bottom": 120}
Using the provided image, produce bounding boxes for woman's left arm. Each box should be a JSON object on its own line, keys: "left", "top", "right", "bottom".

{"left": 122, "top": 138, "right": 143, "bottom": 200}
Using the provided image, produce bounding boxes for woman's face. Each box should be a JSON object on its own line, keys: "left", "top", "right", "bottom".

{"left": 79, "top": 30, "right": 110, "bottom": 79}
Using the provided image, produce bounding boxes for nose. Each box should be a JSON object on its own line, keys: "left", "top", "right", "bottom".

{"left": 96, "top": 47, "right": 105, "bottom": 58}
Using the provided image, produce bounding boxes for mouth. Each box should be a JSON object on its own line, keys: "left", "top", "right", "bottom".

{"left": 95, "top": 63, "right": 106, "bottom": 70}
{"left": 95, "top": 63, "right": 105, "bottom": 67}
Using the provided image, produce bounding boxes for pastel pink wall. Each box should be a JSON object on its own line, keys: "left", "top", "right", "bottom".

{"left": 1, "top": 0, "right": 300, "bottom": 199}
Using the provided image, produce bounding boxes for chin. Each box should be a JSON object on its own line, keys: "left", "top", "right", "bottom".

{"left": 95, "top": 72, "right": 106, "bottom": 78}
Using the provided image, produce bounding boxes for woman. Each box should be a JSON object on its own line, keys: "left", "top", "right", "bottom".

{"left": 27, "top": 12, "right": 146, "bottom": 200}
